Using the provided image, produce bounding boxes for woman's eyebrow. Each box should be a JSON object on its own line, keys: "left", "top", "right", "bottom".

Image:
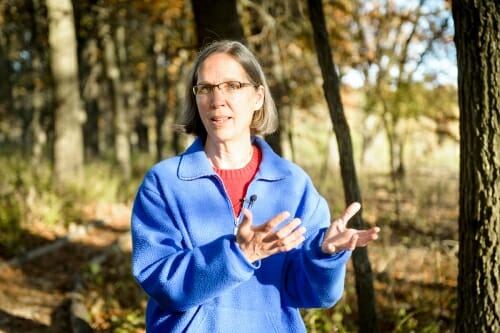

{"left": 196, "top": 78, "right": 242, "bottom": 84}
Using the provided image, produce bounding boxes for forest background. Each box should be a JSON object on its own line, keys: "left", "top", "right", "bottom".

{"left": 0, "top": 0, "right": 462, "bottom": 332}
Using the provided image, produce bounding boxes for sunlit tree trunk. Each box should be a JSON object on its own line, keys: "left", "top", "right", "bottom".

{"left": 29, "top": 0, "right": 47, "bottom": 169}
{"left": 116, "top": 5, "right": 142, "bottom": 157}
{"left": 46, "top": 0, "right": 84, "bottom": 188}
{"left": 452, "top": 1, "right": 500, "bottom": 332}
{"left": 164, "top": 53, "right": 180, "bottom": 157}
{"left": 307, "top": 0, "right": 377, "bottom": 332}
{"left": 144, "top": 26, "right": 157, "bottom": 157}
{"left": 99, "top": 8, "right": 131, "bottom": 180}
{"left": 172, "top": 4, "right": 194, "bottom": 155}
{"left": 29, "top": 55, "right": 45, "bottom": 169}
{"left": 152, "top": 28, "right": 168, "bottom": 160}
{"left": 74, "top": 1, "right": 105, "bottom": 159}
{"left": 173, "top": 52, "right": 190, "bottom": 154}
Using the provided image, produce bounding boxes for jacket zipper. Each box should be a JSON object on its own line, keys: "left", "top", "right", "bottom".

{"left": 212, "top": 174, "right": 244, "bottom": 235}
{"left": 213, "top": 175, "right": 257, "bottom": 235}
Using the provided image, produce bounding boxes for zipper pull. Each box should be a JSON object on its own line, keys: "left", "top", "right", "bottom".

{"left": 233, "top": 195, "right": 257, "bottom": 235}
{"left": 233, "top": 217, "right": 239, "bottom": 235}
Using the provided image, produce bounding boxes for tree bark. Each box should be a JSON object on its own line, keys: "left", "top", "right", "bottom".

{"left": 307, "top": 0, "right": 377, "bottom": 332}
{"left": 29, "top": 0, "right": 48, "bottom": 169}
{"left": 46, "top": 0, "right": 84, "bottom": 188}
{"left": 81, "top": 39, "right": 102, "bottom": 158}
{"left": 452, "top": 1, "right": 500, "bottom": 332}
{"left": 0, "top": 3, "right": 13, "bottom": 121}
{"left": 99, "top": 8, "right": 131, "bottom": 180}
{"left": 191, "top": 0, "right": 245, "bottom": 48}
{"left": 152, "top": 28, "right": 168, "bottom": 160}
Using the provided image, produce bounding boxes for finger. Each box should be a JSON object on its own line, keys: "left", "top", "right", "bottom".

{"left": 348, "top": 234, "right": 359, "bottom": 251}
{"left": 354, "top": 227, "right": 380, "bottom": 246}
{"left": 282, "top": 226, "right": 306, "bottom": 248}
{"left": 254, "top": 211, "right": 290, "bottom": 233}
{"left": 290, "top": 227, "right": 307, "bottom": 247}
{"left": 322, "top": 243, "right": 336, "bottom": 254}
{"left": 368, "top": 226, "right": 380, "bottom": 239}
{"left": 268, "top": 226, "right": 306, "bottom": 253}
{"left": 338, "top": 202, "right": 361, "bottom": 226}
{"left": 274, "top": 218, "right": 302, "bottom": 239}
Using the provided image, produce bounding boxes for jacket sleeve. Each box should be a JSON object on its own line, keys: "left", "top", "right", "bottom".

{"left": 281, "top": 190, "right": 352, "bottom": 308}
{"left": 131, "top": 175, "right": 256, "bottom": 312}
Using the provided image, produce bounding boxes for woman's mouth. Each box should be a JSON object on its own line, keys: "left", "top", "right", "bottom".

{"left": 211, "top": 116, "right": 232, "bottom": 125}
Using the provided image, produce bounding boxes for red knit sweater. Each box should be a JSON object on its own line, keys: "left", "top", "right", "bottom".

{"left": 213, "top": 145, "right": 262, "bottom": 216}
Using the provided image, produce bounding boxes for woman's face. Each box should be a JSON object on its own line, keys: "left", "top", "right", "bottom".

{"left": 195, "top": 53, "right": 264, "bottom": 145}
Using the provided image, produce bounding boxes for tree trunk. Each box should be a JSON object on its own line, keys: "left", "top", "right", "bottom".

{"left": 191, "top": 0, "right": 245, "bottom": 48}
{"left": 29, "top": 0, "right": 48, "bottom": 169}
{"left": 99, "top": 8, "right": 131, "bottom": 180}
{"left": 117, "top": 6, "right": 142, "bottom": 156}
{"left": 143, "top": 27, "right": 157, "bottom": 157}
{"left": 267, "top": 36, "right": 290, "bottom": 158}
{"left": 307, "top": 0, "right": 377, "bottom": 332}
{"left": 81, "top": 39, "right": 102, "bottom": 158}
{"left": 173, "top": 55, "right": 190, "bottom": 154}
{"left": 46, "top": 0, "right": 84, "bottom": 188}
{"left": 0, "top": 4, "right": 13, "bottom": 122}
{"left": 30, "top": 54, "right": 45, "bottom": 169}
{"left": 452, "top": 1, "right": 500, "bottom": 332}
{"left": 152, "top": 28, "right": 168, "bottom": 160}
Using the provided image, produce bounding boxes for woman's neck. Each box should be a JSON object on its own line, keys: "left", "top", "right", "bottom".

{"left": 205, "top": 138, "right": 254, "bottom": 170}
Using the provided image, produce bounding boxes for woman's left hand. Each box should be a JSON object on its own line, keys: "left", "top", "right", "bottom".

{"left": 321, "top": 202, "right": 380, "bottom": 255}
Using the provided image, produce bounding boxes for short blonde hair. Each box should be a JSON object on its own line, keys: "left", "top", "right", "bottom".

{"left": 180, "top": 40, "right": 278, "bottom": 139}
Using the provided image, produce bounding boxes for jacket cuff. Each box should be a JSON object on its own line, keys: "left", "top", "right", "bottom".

{"left": 304, "top": 228, "right": 351, "bottom": 265}
{"left": 232, "top": 238, "right": 262, "bottom": 269}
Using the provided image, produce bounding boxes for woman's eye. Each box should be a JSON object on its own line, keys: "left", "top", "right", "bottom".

{"left": 227, "top": 82, "right": 240, "bottom": 90}
{"left": 199, "top": 86, "right": 210, "bottom": 94}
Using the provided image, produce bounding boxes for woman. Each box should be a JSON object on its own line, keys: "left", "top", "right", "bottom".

{"left": 131, "top": 40, "right": 380, "bottom": 332}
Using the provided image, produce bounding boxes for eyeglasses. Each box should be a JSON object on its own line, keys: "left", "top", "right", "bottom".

{"left": 193, "top": 81, "right": 257, "bottom": 96}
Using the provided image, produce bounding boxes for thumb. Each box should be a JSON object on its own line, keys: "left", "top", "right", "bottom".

{"left": 237, "top": 208, "right": 253, "bottom": 234}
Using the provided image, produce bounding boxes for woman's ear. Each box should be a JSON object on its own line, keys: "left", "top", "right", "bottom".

{"left": 254, "top": 85, "right": 265, "bottom": 111}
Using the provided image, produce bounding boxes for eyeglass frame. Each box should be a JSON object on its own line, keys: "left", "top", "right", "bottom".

{"left": 192, "top": 80, "right": 258, "bottom": 96}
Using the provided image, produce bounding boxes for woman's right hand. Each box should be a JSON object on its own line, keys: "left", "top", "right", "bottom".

{"left": 236, "top": 209, "right": 306, "bottom": 263}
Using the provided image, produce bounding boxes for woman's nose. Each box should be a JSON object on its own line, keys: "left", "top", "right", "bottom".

{"left": 210, "top": 87, "right": 226, "bottom": 106}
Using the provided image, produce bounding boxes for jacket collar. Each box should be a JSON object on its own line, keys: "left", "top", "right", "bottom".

{"left": 178, "top": 136, "right": 290, "bottom": 181}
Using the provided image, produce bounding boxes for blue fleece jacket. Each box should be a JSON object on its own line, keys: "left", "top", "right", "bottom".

{"left": 131, "top": 136, "right": 351, "bottom": 333}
